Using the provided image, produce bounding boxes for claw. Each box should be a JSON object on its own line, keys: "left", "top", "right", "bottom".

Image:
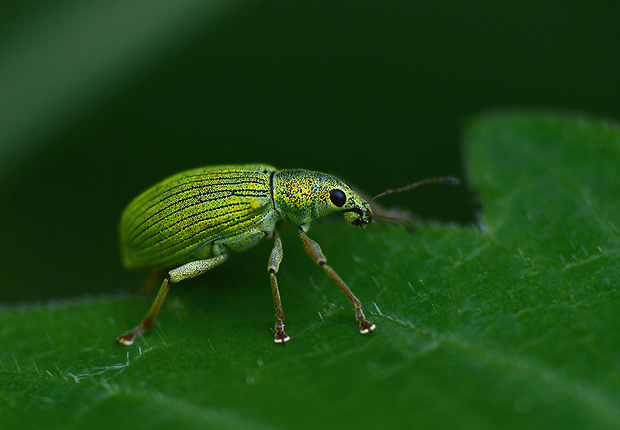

{"left": 359, "top": 320, "right": 376, "bottom": 334}
{"left": 116, "top": 325, "right": 143, "bottom": 345}
{"left": 274, "top": 332, "right": 291, "bottom": 344}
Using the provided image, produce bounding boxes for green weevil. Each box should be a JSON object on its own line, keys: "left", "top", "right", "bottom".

{"left": 116, "top": 164, "right": 457, "bottom": 345}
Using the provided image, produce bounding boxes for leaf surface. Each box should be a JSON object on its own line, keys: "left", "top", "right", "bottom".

{"left": 2, "top": 112, "right": 619, "bottom": 429}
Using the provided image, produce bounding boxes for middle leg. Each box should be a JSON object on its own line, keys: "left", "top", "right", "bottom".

{"left": 268, "top": 230, "right": 290, "bottom": 344}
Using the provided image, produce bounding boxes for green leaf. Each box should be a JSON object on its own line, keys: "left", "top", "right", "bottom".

{"left": 2, "top": 112, "right": 619, "bottom": 429}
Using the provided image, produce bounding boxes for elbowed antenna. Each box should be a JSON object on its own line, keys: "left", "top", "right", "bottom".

{"left": 369, "top": 176, "right": 460, "bottom": 203}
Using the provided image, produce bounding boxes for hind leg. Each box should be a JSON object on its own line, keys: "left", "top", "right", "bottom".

{"left": 117, "top": 254, "right": 228, "bottom": 345}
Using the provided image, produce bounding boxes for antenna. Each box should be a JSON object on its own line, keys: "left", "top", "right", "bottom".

{"left": 369, "top": 176, "right": 460, "bottom": 203}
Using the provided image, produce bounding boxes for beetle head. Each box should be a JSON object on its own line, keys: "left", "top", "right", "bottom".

{"left": 333, "top": 188, "right": 372, "bottom": 227}
{"left": 273, "top": 169, "right": 372, "bottom": 227}
{"left": 309, "top": 173, "right": 373, "bottom": 227}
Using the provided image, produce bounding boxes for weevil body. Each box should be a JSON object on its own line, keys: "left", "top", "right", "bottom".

{"left": 117, "top": 164, "right": 375, "bottom": 345}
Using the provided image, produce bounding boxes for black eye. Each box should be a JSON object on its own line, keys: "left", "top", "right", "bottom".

{"left": 329, "top": 189, "right": 346, "bottom": 207}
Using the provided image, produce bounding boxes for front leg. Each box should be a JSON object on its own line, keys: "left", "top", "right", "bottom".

{"left": 298, "top": 227, "right": 376, "bottom": 334}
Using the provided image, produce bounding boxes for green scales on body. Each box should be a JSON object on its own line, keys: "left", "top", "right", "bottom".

{"left": 117, "top": 164, "right": 457, "bottom": 345}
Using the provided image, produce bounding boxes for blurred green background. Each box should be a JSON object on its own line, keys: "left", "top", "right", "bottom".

{"left": 0, "top": 0, "right": 618, "bottom": 302}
